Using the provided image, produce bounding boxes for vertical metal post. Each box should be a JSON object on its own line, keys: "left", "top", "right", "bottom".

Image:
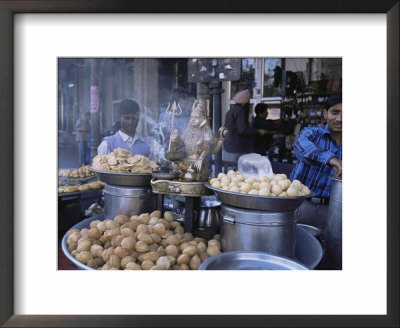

{"left": 209, "top": 81, "right": 223, "bottom": 176}
{"left": 90, "top": 59, "right": 101, "bottom": 159}
{"left": 157, "top": 194, "right": 165, "bottom": 217}
{"left": 281, "top": 58, "right": 286, "bottom": 99}
{"left": 184, "top": 196, "right": 200, "bottom": 233}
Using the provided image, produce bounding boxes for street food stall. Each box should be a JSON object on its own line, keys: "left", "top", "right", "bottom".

{"left": 61, "top": 101, "right": 327, "bottom": 271}
{"left": 59, "top": 57, "right": 342, "bottom": 271}
{"left": 58, "top": 165, "right": 104, "bottom": 231}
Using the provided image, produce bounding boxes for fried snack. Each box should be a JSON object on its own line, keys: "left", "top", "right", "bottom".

{"left": 210, "top": 171, "right": 312, "bottom": 197}
{"left": 91, "top": 148, "right": 159, "bottom": 173}
{"left": 59, "top": 181, "right": 104, "bottom": 193}
{"left": 58, "top": 164, "right": 95, "bottom": 178}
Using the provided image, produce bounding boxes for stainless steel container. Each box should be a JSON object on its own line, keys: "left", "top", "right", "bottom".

{"left": 206, "top": 183, "right": 311, "bottom": 212}
{"left": 199, "top": 251, "right": 309, "bottom": 270}
{"left": 220, "top": 204, "right": 298, "bottom": 258}
{"left": 90, "top": 168, "right": 152, "bottom": 187}
{"left": 323, "top": 177, "right": 342, "bottom": 269}
{"left": 295, "top": 225, "right": 323, "bottom": 269}
{"left": 173, "top": 196, "right": 221, "bottom": 229}
{"left": 104, "top": 184, "right": 157, "bottom": 219}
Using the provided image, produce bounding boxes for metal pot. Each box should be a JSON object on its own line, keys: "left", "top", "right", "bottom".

{"left": 174, "top": 196, "right": 221, "bottom": 229}
{"left": 198, "top": 207, "right": 220, "bottom": 229}
{"left": 104, "top": 184, "right": 157, "bottom": 219}
{"left": 220, "top": 204, "right": 298, "bottom": 258}
{"left": 296, "top": 223, "right": 325, "bottom": 247}
{"left": 322, "top": 177, "right": 342, "bottom": 269}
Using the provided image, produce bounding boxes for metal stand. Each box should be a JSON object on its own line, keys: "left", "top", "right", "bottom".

{"left": 183, "top": 196, "right": 201, "bottom": 233}
{"left": 209, "top": 81, "right": 223, "bottom": 176}
{"left": 156, "top": 194, "right": 165, "bottom": 217}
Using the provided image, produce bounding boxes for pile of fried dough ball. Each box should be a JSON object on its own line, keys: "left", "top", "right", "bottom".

{"left": 209, "top": 170, "right": 311, "bottom": 197}
{"left": 58, "top": 165, "right": 94, "bottom": 178}
{"left": 67, "top": 210, "right": 221, "bottom": 270}
{"left": 91, "top": 148, "right": 159, "bottom": 174}
{"left": 58, "top": 180, "right": 105, "bottom": 194}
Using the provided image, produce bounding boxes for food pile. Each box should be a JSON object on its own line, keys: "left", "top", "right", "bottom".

{"left": 209, "top": 170, "right": 311, "bottom": 197}
{"left": 66, "top": 211, "right": 221, "bottom": 270}
{"left": 59, "top": 180, "right": 104, "bottom": 194}
{"left": 58, "top": 165, "right": 94, "bottom": 178}
{"left": 92, "top": 148, "right": 159, "bottom": 173}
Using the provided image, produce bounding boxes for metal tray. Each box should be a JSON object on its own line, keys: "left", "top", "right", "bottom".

{"left": 205, "top": 183, "right": 313, "bottom": 212}
{"left": 199, "top": 251, "right": 309, "bottom": 270}
{"left": 89, "top": 167, "right": 152, "bottom": 187}
{"left": 58, "top": 188, "right": 103, "bottom": 198}
{"left": 59, "top": 176, "right": 97, "bottom": 186}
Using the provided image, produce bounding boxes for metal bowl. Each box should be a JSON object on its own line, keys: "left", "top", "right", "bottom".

{"left": 61, "top": 214, "right": 106, "bottom": 270}
{"left": 89, "top": 167, "right": 152, "bottom": 187}
{"left": 199, "top": 251, "right": 309, "bottom": 270}
{"left": 295, "top": 225, "right": 323, "bottom": 269}
{"left": 205, "top": 183, "right": 312, "bottom": 212}
{"left": 61, "top": 214, "right": 322, "bottom": 270}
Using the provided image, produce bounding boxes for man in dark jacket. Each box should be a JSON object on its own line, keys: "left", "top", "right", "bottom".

{"left": 252, "top": 103, "right": 297, "bottom": 156}
{"left": 223, "top": 89, "right": 267, "bottom": 163}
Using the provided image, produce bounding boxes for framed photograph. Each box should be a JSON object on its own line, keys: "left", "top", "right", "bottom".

{"left": 0, "top": 1, "right": 398, "bottom": 327}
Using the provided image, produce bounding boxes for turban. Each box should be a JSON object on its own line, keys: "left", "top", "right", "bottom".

{"left": 233, "top": 89, "right": 251, "bottom": 105}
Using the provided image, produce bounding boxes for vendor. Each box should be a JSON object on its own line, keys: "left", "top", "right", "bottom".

{"left": 97, "top": 98, "right": 152, "bottom": 158}
{"left": 290, "top": 92, "right": 342, "bottom": 231}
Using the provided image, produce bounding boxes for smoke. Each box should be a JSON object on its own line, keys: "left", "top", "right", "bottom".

{"left": 141, "top": 106, "right": 190, "bottom": 162}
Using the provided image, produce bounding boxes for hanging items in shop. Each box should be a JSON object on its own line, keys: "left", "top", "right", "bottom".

{"left": 187, "top": 58, "right": 241, "bottom": 83}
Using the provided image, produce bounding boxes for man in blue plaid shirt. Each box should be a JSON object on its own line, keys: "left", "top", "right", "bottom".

{"left": 290, "top": 92, "right": 342, "bottom": 232}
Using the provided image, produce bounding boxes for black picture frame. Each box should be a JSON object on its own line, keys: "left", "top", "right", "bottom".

{"left": 0, "top": 1, "right": 398, "bottom": 327}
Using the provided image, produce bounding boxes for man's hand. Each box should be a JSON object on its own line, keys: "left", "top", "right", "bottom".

{"left": 329, "top": 157, "right": 342, "bottom": 178}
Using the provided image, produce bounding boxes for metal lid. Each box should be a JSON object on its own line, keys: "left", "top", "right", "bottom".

{"left": 104, "top": 184, "right": 153, "bottom": 197}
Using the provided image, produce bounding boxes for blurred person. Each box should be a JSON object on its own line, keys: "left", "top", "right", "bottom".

{"left": 75, "top": 111, "right": 91, "bottom": 165}
{"left": 290, "top": 92, "right": 342, "bottom": 231}
{"left": 223, "top": 89, "right": 268, "bottom": 164}
{"left": 97, "top": 99, "right": 153, "bottom": 158}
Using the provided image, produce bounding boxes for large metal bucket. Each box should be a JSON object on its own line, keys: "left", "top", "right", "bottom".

{"left": 220, "top": 204, "right": 298, "bottom": 258}
{"left": 323, "top": 177, "right": 342, "bottom": 269}
{"left": 104, "top": 184, "right": 157, "bottom": 219}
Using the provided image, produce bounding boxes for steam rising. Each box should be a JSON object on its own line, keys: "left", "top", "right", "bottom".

{"left": 142, "top": 106, "right": 190, "bottom": 162}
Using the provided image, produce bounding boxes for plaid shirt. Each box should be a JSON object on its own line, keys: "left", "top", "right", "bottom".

{"left": 290, "top": 124, "right": 342, "bottom": 198}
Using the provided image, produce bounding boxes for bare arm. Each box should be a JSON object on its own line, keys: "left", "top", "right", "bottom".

{"left": 329, "top": 157, "right": 342, "bottom": 177}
